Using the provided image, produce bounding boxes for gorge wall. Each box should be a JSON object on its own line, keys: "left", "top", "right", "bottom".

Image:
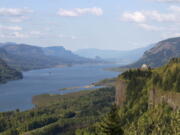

{"left": 149, "top": 89, "right": 180, "bottom": 110}
{"left": 115, "top": 79, "right": 180, "bottom": 110}
{"left": 115, "top": 79, "right": 127, "bottom": 107}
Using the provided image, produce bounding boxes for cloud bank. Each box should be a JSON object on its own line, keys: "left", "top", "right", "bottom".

{"left": 57, "top": 7, "right": 103, "bottom": 17}
{"left": 0, "top": 8, "right": 33, "bottom": 23}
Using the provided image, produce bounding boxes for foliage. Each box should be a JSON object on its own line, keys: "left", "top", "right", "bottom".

{"left": 1, "top": 58, "right": 180, "bottom": 135}
{"left": 151, "top": 58, "right": 180, "bottom": 92}
{"left": 0, "top": 58, "right": 22, "bottom": 84}
{"left": 0, "top": 87, "right": 115, "bottom": 135}
{"left": 78, "top": 58, "right": 180, "bottom": 135}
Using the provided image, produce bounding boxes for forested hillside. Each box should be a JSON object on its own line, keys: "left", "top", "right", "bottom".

{"left": 78, "top": 58, "right": 180, "bottom": 135}
{"left": 0, "top": 43, "right": 103, "bottom": 71}
{"left": 0, "top": 87, "right": 115, "bottom": 135}
{"left": 128, "top": 37, "right": 180, "bottom": 68}
{"left": 0, "top": 58, "right": 22, "bottom": 84}
{"left": 0, "top": 58, "right": 179, "bottom": 135}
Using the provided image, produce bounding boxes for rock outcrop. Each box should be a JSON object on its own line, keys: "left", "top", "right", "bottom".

{"left": 149, "top": 89, "right": 180, "bottom": 110}
{"left": 115, "top": 79, "right": 127, "bottom": 107}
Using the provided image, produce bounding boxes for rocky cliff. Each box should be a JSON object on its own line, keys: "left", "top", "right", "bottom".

{"left": 116, "top": 58, "right": 180, "bottom": 109}
{"left": 115, "top": 79, "right": 127, "bottom": 107}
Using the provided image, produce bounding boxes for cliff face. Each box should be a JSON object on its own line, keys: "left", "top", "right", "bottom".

{"left": 115, "top": 79, "right": 127, "bottom": 106}
{"left": 149, "top": 89, "right": 180, "bottom": 110}
{"left": 116, "top": 81, "right": 180, "bottom": 109}
{"left": 116, "top": 59, "right": 180, "bottom": 109}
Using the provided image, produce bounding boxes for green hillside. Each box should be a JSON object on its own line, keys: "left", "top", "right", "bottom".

{"left": 125, "top": 37, "right": 180, "bottom": 68}
{"left": 0, "top": 87, "right": 115, "bottom": 135}
{"left": 0, "top": 43, "right": 103, "bottom": 71}
{"left": 78, "top": 58, "right": 180, "bottom": 135}
{"left": 0, "top": 58, "right": 23, "bottom": 84}
{"left": 0, "top": 58, "right": 180, "bottom": 135}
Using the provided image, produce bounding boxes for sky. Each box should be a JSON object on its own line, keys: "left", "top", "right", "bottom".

{"left": 0, "top": 0, "right": 180, "bottom": 51}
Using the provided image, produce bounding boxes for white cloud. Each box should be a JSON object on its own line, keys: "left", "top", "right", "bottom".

{"left": 0, "top": 8, "right": 33, "bottom": 16}
{"left": 59, "top": 34, "right": 77, "bottom": 40}
{"left": 121, "top": 6, "right": 180, "bottom": 34}
{"left": 122, "top": 11, "right": 146, "bottom": 23}
{"left": 57, "top": 7, "right": 103, "bottom": 17}
{"left": 30, "top": 31, "right": 42, "bottom": 36}
{"left": 12, "top": 32, "right": 28, "bottom": 38}
{"left": 0, "top": 30, "right": 43, "bottom": 39}
{"left": 0, "top": 25, "right": 22, "bottom": 31}
{"left": 122, "top": 10, "right": 176, "bottom": 23}
{"left": 162, "top": 32, "right": 180, "bottom": 39}
{"left": 9, "top": 16, "right": 29, "bottom": 23}
{"left": 145, "top": 10, "right": 176, "bottom": 22}
{"left": 0, "top": 8, "right": 33, "bottom": 23}
{"left": 0, "top": 32, "right": 28, "bottom": 38}
{"left": 138, "top": 23, "right": 164, "bottom": 31}
{"left": 169, "top": 5, "right": 180, "bottom": 12}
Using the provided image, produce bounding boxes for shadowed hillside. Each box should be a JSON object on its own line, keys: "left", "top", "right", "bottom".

{"left": 0, "top": 58, "right": 22, "bottom": 84}
{"left": 0, "top": 43, "right": 103, "bottom": 71}
{"left": 77, "top": 58, "right": 180, "bottom": 135}
{"left": 128, "top": 37, "right": 180, "bottom": 68}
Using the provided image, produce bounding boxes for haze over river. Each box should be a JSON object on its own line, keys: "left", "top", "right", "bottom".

{"left": 0, "top": 64, "right": 120, "bottom": 112}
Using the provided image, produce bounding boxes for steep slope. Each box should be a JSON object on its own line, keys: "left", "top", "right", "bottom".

{"left": 77, "top": 58, "right": 180, "bottom": 135}
{"left": 129, "top": 37, "right": 180, "bottom": 68}
{"left": 75, "top": 44, "right": 154, "bottom": 64}
{"left": 0, "top": 44, "right": 59, "bottom": 71}
{"left": 0, "top": 43, "right": 101, "bottom": 71}
{"left": 43, "top": 46, "right": 96, "bottom": 63}
{"left": 0, "top": 58, "right": 22, "bottom": 83}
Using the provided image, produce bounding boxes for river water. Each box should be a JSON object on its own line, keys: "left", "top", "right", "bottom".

{"left": 0, "top": 64, "right": 120, "bottom": 112}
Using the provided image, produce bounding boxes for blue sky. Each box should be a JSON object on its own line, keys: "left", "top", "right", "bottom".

{"left": 0, "top": 0, "right": 180, "bottom": 50}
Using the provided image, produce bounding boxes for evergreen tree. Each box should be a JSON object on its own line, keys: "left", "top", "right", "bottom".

{"left": 99, "top": 105, "right": 124, "bottom": 135}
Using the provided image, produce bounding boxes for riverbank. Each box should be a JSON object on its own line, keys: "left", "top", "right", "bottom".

{"left": 59, "top": 84, "right": 95, "bottom": 91}
{"left": 0, "top": 64, "right": 120, "bottom": 112}
{"left": 0, "top": 87, "right": 115, "bottom": 135}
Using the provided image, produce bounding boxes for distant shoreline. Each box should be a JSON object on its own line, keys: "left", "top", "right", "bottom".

{"left": 59, "top": 84, "right": 95, "bottom": 91}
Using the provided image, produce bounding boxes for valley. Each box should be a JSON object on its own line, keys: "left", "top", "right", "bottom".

{"left": 0, "top": 43, "right": 104, "bottom": 71}
{"left": 0, "top": 64, "right": 119, "bottom": 112}
{"left": 1, "top": 0, "right": 180, "bottom": 134}
{"left": 0, "top": 58, "right": 179, "bottom": 135}
{"left": 0, "top": 37, "right": 180, "bottom": 135}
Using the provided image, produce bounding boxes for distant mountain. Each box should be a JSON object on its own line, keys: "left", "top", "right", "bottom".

{"left": 75, "top": 44, "right": 154, "bottom": 64}
{"left": 43, "top": 46, "right": 95, "bottom": 63}
{"left": 0, "top": 43, "right": 59, "bottom": 71}
{"left": 0, "top": 58, "right": 22, "bottom": 83}
{"left": 0, "top": 43, "right": 103, "bottom": 71}
{"left": 128, "top": 37, "right": 180, "bottom": 68}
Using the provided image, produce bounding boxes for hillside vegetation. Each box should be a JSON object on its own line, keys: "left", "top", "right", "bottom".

{"left": 128, "top": 37, "right": 180, "bottom": 68}
{"left": 0, "top": 58, "right": 22, "bottom": 84}
{"left": 78, "top": 58, "right": 180, "bottom": 135}
{"left": 0, "top": 43, "right": 102, "bottom": 71}
{"left": 0, "top": 87, "right": 115, "bottom": 135}
{"left": 0, "top": 58, "right": 180, "bottom": 135}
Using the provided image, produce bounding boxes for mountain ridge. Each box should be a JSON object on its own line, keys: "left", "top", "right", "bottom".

{"left": 127, "top": 37, "right": 180, "bottom": 68}
{"left": 75, "top": 44, "right": 154, "bottom": 64}
{"left": 0, "top": 42, "right": 103, "bottom": 71}
{"left": 0, "top": 58, "right": 23, "bottom": 83}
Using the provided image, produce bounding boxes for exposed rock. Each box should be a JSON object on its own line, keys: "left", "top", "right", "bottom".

{"left": 115, "top": 79, "right": 127, "bottom": 107}
{"left": 149, "top": 89, "right": 180, "bottom": 110}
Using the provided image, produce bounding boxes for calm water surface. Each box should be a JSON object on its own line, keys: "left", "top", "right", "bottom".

{"left": 0, "top": 64, "right": 120, "bottom": 112}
